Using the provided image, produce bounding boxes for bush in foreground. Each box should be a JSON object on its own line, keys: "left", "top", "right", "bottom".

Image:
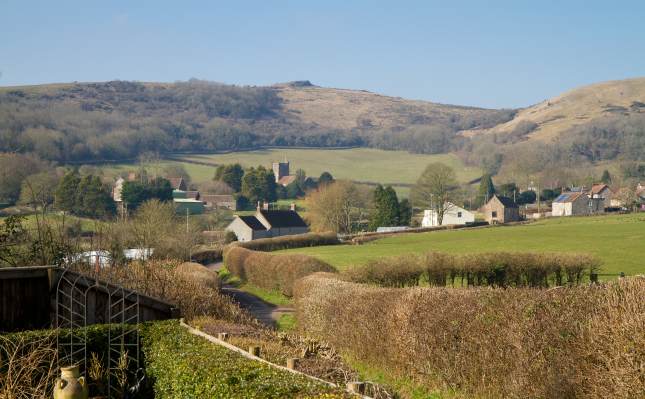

{"left": 224, "top": 247, "right": 336, "bottom": 296}
{"left": 294, "top": 274, "right": 645, "bottom": 398}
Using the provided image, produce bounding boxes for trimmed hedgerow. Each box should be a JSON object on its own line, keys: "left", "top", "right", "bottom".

{"left": 141, "top": 320, "right": 348, "bottom": 398}
{"left": 230, "top": 232, "right": 340, "bottom": 252}
{"left": 343, "top": 251, "right": 600, "bottom": 288}
{"left": 294, "top": 274, "right": 645, "bottom": 399}
{"left": 224, "top": 247, "right": 336, "bottom": 296}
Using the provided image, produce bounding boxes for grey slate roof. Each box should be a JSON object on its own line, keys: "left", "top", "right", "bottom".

{"left": 259, "top": 210, "right": 307, "bottom": 228}
{"left": 238, "top": 216, "right": 267, "bottom": 231}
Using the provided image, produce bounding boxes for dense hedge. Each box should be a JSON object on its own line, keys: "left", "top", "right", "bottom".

{"left": 231, "top": 232, "right": 340, "bottom": 252}
{"left": 1, "top": 325, "right": 142, "bottom": 398}
{"left": 191, "top": 247, "right": 224, "bottom": 264}
{"left": 294, "top": 274, "right": 645, "bottom": 399}
{"left": 343, "top": 252, "right": 600, "bottom": 288}
{"left": 224, "top": 247, "right": 336, "bottom": 296}
{"left": 141, "top": 320, "right": 347, "bottom": 398}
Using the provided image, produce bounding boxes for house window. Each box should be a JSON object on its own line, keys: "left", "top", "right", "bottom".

{"left": 457, "top": 212, "right": 462, "bottom": 218}
{"left": 492, "top": 211, "right": 498, "bottom": 218}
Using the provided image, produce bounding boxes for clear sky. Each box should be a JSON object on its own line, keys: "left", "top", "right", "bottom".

{"left": 1, "top": 0, "right": 644, "bottom": 108}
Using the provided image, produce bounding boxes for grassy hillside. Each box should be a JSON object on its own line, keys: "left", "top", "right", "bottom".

{"left": 279, "top": 214, "right": 645, "bottom": 276}
{"left": 463, "top": 77, "right": 645, "bottom": 142}
{"left": 98, "top": 148, "right": 481, "bottom": 196}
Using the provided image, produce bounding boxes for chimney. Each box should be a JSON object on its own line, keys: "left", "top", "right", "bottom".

{"left": 262, "top": 202, "right": 269, "bottom": 211}
{"left": 257, "top": 201, "right": 261, "bottom": 212}
{"left": 290, "top": 203, "right": 296, "bottom": 211}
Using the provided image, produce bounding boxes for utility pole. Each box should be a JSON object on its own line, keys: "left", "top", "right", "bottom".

{"left": 537, "top": 181, "right": 541, "bottom": 214}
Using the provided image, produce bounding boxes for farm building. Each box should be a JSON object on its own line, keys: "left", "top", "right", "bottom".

{"left": 226, "top": 203, "right": 308, "bottom": 242}
{"left": 174, "top": 198, "right": 204, "bottom": 215}
{"left": 552, "top": 192, "right": 604, "bottom": 216}
{"left": 481, "top": 195, "right": 520, "bottom": 224}
{"left": 421, "top": 203, "right": 474, "bottom": 227}
{"left": 202, "top": 194, "right": 237, "bottom": 210}
{"left": 172, "top": 190, "right": 200, "bottom": 200}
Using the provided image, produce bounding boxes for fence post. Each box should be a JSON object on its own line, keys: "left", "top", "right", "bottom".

{"left": 249, "top": 346, "right": 260, "bottom": 357}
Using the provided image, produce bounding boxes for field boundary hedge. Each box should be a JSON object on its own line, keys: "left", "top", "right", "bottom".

{"left": 343, "top": 251, "right": 600, "bottom": 288}
{"left": 230, "top": 232, "right": 340, "bottom": 252}
{"left": 224, "top": 247, "right": 336, "bottom": 296}
{"left": 294, "top": 274, "right": 645, "bottom": 398}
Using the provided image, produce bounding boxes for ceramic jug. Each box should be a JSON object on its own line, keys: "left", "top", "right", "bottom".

{"left": 53, "top": 365, "right": 89, "bottom": 399}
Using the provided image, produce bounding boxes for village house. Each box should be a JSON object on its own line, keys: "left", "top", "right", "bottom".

{"left": 552, "top": 192, "right": 604, "bottom": 216}
{"left": 482, "top": 195, "right": 520, "bottom": 224}
{"left": 226, "top": 203, "right": 308, "bottom": 242}
{"left": 201, "top": 194, "right": 237, "bottom": 210}
{"left": 421, "top": 202, "right": 474, "bottom": 227}
{"left": 589, "top": 183, "right": 613, "bottom": 209}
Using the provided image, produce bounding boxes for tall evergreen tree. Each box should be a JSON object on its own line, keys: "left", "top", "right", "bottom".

{"left": 77, "top": 176, "right": 115, "bottom": 218}
{"left": 601, "top": 169, "right": 612, "bottom": 185}
{"left": 369, "top": 185, "right": 400, "bottom": 230}
{"left": 241, "top": 166, "right": 277, "bottom": 203}
{"left": 214, "top": 163, "right": 244, "bottom": 192}
{"left": 398, "top": 198, "right": 412, "bottom": 226}
{"left": 478, "top": 173, "right": 496, "bottom": 205}
{"left": 55, "top": 170, "right": 80, "bottom": 213}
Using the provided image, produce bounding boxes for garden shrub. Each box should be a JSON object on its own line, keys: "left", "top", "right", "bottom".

{"left": 141, "top": 320, "right": 348, "bottom": 398}
{"left": 230, "top": 232, "right": 340, "bottom": 252}
{"left": 224, "top": 247, "right": 336, "bottom": 296}
{"left": 294, "top": 274, "right": 645, "bottom": 399}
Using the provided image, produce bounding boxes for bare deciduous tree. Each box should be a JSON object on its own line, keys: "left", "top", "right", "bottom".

{"left": 411, "top": 163, "right": 457, "bottom": 226}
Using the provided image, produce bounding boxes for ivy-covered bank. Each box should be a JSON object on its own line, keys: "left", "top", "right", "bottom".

{"left": 142, "top": 321, "right": 348, "bottom": 398}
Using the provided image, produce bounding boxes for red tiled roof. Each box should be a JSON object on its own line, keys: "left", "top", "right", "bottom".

{"left": 278, "top": 175, "right": 297, "bottom": 186}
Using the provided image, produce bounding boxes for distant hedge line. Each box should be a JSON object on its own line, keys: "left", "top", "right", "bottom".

{"left": 343, "top": 252, "right": 600, "bottom": 288}
{"left": 294, "top": 274, "right": 645, "bottom": 399}
{"left": 230, "top": 232, "right": 340, "bottom": 252}
{"left": 224, "top": 247, "right": 335, "bottom": 296}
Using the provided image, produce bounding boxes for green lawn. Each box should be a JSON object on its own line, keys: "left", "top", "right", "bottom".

{"left": 279, "top": 214, "right": 645, "bottom": 276}
{"left": 94, "top": 149, "right": 479, "bottom": 196}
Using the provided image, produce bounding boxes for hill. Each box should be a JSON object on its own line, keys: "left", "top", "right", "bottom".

{"left": 0, "top": 79, "right": 511, "bottom": 163}
{"left": 0, "top": 78, "right": 643, "bottom": 177}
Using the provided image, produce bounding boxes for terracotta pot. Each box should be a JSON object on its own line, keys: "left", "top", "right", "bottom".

{"left": 53, "top": 365, "right": 89, "bottom": 399}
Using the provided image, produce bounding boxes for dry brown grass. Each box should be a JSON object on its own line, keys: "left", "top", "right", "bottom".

{"left": 0, "top": 330, "right": 57, "bottom": 399}
{"left": 73, "top": 260, "right": 253, "bottom": 324}
{"left": 224, "top": 247, "right": 336, "bottom": 296}
{"left": 294, "top": 274, "right": 645, "bottom": 398}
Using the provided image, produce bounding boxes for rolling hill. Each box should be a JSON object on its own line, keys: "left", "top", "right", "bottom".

{"left": 462, "top": 77, "right": 645, "bottom": 143}
{"left": 0, "top": 77, "right": 643, "bottom": 171}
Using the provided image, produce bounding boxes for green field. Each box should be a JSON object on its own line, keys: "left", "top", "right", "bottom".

{"left": 279, "top": 214, "right": 645, "bottom": 276}
{"left": 96, "top": 148, "right": 480, "bottom": 196}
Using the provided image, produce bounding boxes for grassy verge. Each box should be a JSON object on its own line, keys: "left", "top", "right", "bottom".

{"left": 279, "top": 214, "right": 645, "bottom": 276}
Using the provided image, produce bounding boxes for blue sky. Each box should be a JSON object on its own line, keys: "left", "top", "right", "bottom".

{"left": 1, "top": 1, "right": 644, "bottom": 108}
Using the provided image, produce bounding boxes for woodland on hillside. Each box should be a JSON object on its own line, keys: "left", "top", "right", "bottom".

{"left": 0, "top": 80, "right": 643, "bottom": 180}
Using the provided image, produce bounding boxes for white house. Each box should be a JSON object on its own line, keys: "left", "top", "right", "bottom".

{"left": 226, "top": 203, "right": 309, "bottom": 242}
{"left": 421, "top": 203, "right": 474, "bottom": 227}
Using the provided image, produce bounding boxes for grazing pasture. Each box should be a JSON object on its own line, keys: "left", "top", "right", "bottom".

{"left": 94, "top": 148, "right": 480, "bottom": 196}
{"left": 280, "top": 214, "right": 645, "bottom": 276}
